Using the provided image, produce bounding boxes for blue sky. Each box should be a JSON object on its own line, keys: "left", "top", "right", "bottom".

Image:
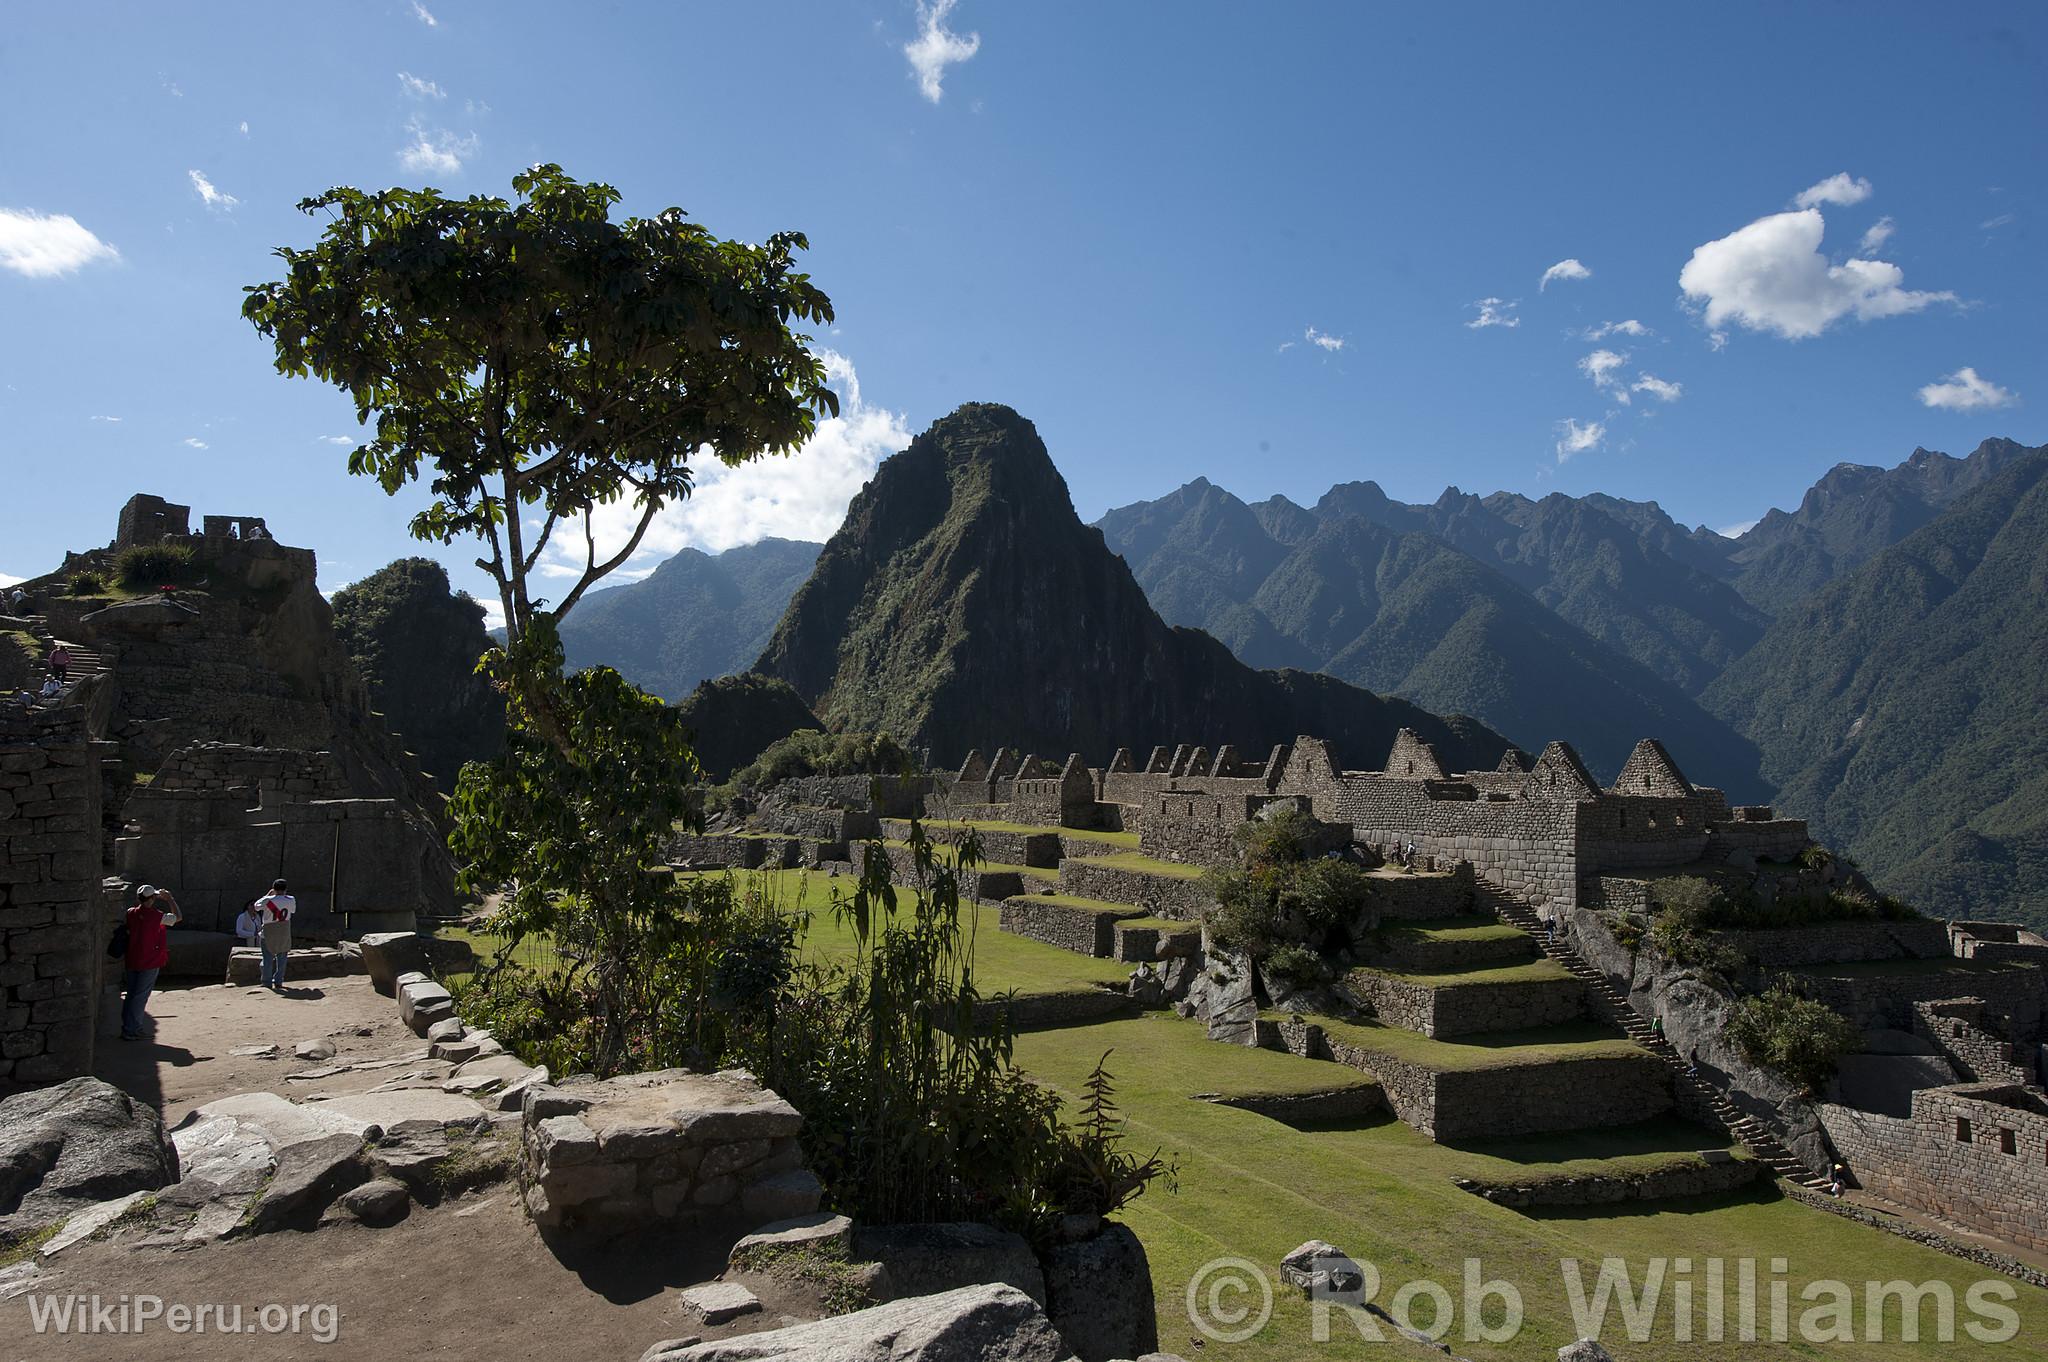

{"left": 3, "top": 1, "right": 2041, "bottom": 614}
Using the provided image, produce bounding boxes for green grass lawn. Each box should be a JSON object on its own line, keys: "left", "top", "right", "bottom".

{"left": 1353, "top": 958, "right": 1578, "bottom": 989}
{"left": 902, "top": 816, "right": 1142, "bottom": 850}
{"left": 1015, "top": 1010, "right": 2048, "bottom": 1361}
{"left": 1301, "top": 1014, "right": 1649, "bottom": 1072}
{"left": 1377, "top": 916, "right": 1532, "bottom": 945}
{"left": 1066, "top": 849, "right": 1209, "bottom": 880}
{"left": 1010, "top": 892, "right": 1151, "bottom": 918}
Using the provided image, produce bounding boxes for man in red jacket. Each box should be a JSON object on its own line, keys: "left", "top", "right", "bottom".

{"left": 121, "top": 884, "right": 180, "bottom": 1041}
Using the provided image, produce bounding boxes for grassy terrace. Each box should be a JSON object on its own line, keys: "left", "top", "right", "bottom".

{"left": 1007, "top": 891, "right": 1148, "bottom": 917}
{"left": 1062, "top": 849, "right": 1207, "bottom": 879}
{"left": 899, "top": 816, "right": 1142, "bottom": 850}
{"left": 1375, "top": 915, "right": 1530, "bottom": 946}
{"left": 1014, "top": 1011, "right": 2046, "bottom": 1361}
{"left": 1294, "top": 1014, "right": 1648, "bottom": 1072}
{"left": 1351, "top": 958, "right": 1578, "bottom": 989}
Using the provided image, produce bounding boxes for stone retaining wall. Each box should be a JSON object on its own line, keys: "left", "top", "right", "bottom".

{"left": 1056, "top": 859, "right": 1214, "bottom": 919}
{"left": 1111, "top": 919, "right": 1202, "bottom": 964}
{"left": 1364, "top": 866, "right": 1477, "bottom": 922}
{"left": 998, "top": 897, "right": 1143, "bottom": 957}
{"left": 1271, "top": 1018, "right": 1670, "bottom": 1140}
{"left": 1456, "top": 1153, "right": 1761, "bottom": 1208}
{"left": 880, "top": 819, "right": 1062, "bottom": 869}
{"left": 0, "top": 706, "right": 108, "bottom": 1090}
{"left": 1339, "top": 967, "right": 1587, "bottom": 1038}
{"left": 1199, "top": 1084, "right": 1388, "bottom": 1125}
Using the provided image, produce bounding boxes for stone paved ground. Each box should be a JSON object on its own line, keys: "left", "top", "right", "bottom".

{"left": 0, "top": 976, "right": 834, "bottom": 1362}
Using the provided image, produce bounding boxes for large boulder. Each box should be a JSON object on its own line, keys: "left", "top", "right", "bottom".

{"left": 637, "top": 1282, "right": 1075, "bottom": 1361}
{"left": 1041, "top": 1223, "right": 1156, "bottom": 1362}
{"left": 0, "top": 1078, "right": 177, "bottom": 1236}
{"left": 854, "top": 1223, "right": 1047, "bottom": 1306}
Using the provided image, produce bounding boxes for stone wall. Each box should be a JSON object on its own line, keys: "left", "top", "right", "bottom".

{"left": 1339, "top": 967, "right": 1586, "bottom": 1038}
{"left": 1725, "top": 919, "right": 1953, "bottom": 970}
{"left": 1785, "top": 961, "right": 2045, "bottom": 1036}
{"left": 1457, "top": 1153, "right": 1761, "bottom": 1209}
{"left": 1057, "top": 859, "right": 1214, "bottom": 920}
{"left": 1912, "top": 999, "right": 2036, "bottom": 1084}
{"left": 998, "top": 897, "right": 1143, "bottom": 957}
{"left": 1820, "top": 1084, "right": 2048, "bottom": 1256}
{"left": 773, "top": 774, "right": 929, "bottom": 819}
{"left": 0, "top": 705, "right": 109, "bottom": 1090}
{"left": 520, "top": 1068, "right": 820, "bottom": 1234}
{"left": 113, "top": 743, "right": 447, "bottom": 938}
{"left": 1340, "top": 776, "right": 1583, "bottom": 911}
{"left": 1271, "top": 1017, "right": 1671, "bottom": 1140}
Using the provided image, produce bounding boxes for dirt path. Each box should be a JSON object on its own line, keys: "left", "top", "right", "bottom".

{"left": 5, "top": 976, "right": 828, "bottom": 1362}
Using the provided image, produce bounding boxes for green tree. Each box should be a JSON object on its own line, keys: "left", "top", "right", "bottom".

{"left": 242, "top": 164, "right": 837, "bottom": 658}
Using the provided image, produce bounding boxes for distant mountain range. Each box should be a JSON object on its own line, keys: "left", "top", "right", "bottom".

{"left": 557, "top": 538, "right": 821, "bottom": 702}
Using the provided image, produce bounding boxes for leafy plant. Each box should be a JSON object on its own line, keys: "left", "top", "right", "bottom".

{"left": 732, "top": 728, "right": 916, "bottom": 793}
{"left": 1204, "top": 809, "right": 1373, "bottom": 960}
{"left": 112, "top": 543, "right": 195, "bottom": 588}
{"left": 1727, "top": 987, "right": 1859, "bottom": 1092}
{"left": 68, "top": 570, "right": 108, "bottom": 596}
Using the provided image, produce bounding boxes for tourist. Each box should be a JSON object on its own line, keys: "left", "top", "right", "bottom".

{"left": 233, "top": 898, "right": 262, "bottom": 951}
{"left": 121, "top": 884, "right": 180, "bottom": 1041}
{"left": 255, "top": 877, "right": 297, "bottom": 991}
{"left": 1829, "top": 1161, "right": 1848, "bottom": 1197}
{"left": 1650, "top": 1014, "right": 1666, "bottom": 1042}
{"left": 48, "top": 644, "right": 71, "bottom": 681}
{"left": 6, "top": 586, "right": 25, "bottom": 613}
{"left": 39, "top": 675, "right": 62, "bottom": 700}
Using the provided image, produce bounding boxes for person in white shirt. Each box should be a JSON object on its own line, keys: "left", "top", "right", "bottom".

{"left": 254, "top": 878, "right": 297, "bottom": 992}
{"left": 233, "top": 900, "right": 262, "bottom": 951}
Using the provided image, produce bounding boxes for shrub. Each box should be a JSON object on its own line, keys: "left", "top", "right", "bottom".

{"left": 1727, "top": 987, "right": 1859, "bottom": 1092}
{"left": 1203, "top": 810, "right": 1374, "bottom": 961}
{"left": 113, "top": 542, "right": 197, "bottom": 589}
{"left": 68, "top": 570, "right": 108, "bottom": 596}
{"left": 732, "top": 728, "right": 914, "bottom": 793}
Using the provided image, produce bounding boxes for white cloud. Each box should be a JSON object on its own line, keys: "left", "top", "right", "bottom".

{"left": 1858, "top": 215, "right": 1895, "bottom": 253}
{"left": 91, "top": 414, "right": 121, "bottom": 423}
{"left": 1631, "top": 373, "right": 1683, "bottom": 402}
{"left": 182, "top": 437, "right": 209, "bottom": 449}
{"left": 1981, "top": 212, "right": 2016, "bottom": 231}
{"left": 1678, "top": 209, "right": 1955, "bottom": 340}
{"left": 1303, "top": 325, "right": 1345, "bottom": 353}
{"left": 905, "top": 0, "right": 979, "bottom": 103}
{"left": 0, "top": 572, "right": 23, "bottom": 589}
{"left": 1716, "top": 519, "right": 1757, "bottom": 539}
{"left": 1539, "top": 258, "right": 1591, "bottom": 291}
{"left": 187, "top": 169, "right": 238, "bottom": 211}
{"left": 398, "top": 123, "right": 478, "bottom": 176}
{"left": 539, "top": 350, "right": 911, "bottom": 583}
{"left": 1917, "top": 366, "right": 2017, "bottom": 411}
{"left": 1793, "top": 173, "right": 1872, "bottom": 209}
{"left": 1584, "top": 319, "right": 1650, "bottom": 340}
{"left": 1706, "top": 330, "right": 1728, "bottom": 352}
{"left": 1578, "top": 348, "right": 1628, "bottom": 387}
{"left": 317, "top": 435, "right": 355, "bottom": 446}
{"left": 1555, "top": 418, "right": 1606, "bottom": 462}
{"left": 398, "top": 71, "right": 446, "bottom": 99}
{"left": 411, "top": 1, "right": 438, "bottom": 26}
{"left": 0, "top": 209, "right": 119, "bottom": 278}
{"left": 238, "top": 120, "right": 249, "bottom": 135}
{"left": 1466, "top": 297, "right": 1520, "bottom": 329}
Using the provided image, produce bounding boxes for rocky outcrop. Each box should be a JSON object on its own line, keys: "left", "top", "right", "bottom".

{"left": 0, "top": 1078, "right": 177, "bottom": 1237}
{"left": 637, "top": 1283, "right": 1078, "bottom": 1362}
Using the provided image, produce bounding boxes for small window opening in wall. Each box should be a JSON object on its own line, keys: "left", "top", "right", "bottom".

{"left": 1954, "top": 1022, "right": 1967, "bottom": 1038}
{"left": 1999, "top": 1128, "right": 2017, "bottom": 1156}
{"left": 1955, "top": 1117, "right": 1972, "bottom": 1143}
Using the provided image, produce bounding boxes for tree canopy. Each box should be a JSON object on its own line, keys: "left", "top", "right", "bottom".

{"left": 243, "top": 163, "right": 837, "bottom": 644}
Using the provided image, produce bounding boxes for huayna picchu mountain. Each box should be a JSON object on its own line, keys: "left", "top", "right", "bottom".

{"left": 752, "top": 403, "right": 1513, "bottom": 770}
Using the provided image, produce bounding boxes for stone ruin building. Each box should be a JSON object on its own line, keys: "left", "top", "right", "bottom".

{"left": 0, "top": 494, "right": 455, "bottom": 1091}
{"left": 676, "top": 726, "right": 2048, "bottom": 1257}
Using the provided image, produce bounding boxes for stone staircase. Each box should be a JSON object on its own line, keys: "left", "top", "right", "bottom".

{"left": 1476, "top": 883, "right": 1832, "bottom": 1191}
{"left": 20, "top": 614, "right": 112, "bottom": 685}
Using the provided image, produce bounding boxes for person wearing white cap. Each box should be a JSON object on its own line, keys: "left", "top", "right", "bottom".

{"left": 120, "top": 884, "right": 179, "bottom": 1041}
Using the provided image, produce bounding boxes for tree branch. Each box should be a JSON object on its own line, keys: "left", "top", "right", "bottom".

{"left": 552, "top": 496, "right": 662, "bottom": 621}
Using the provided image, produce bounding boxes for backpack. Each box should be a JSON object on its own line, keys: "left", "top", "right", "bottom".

{"left": 107, "top": 920, "right": 129, "bottom": 960}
